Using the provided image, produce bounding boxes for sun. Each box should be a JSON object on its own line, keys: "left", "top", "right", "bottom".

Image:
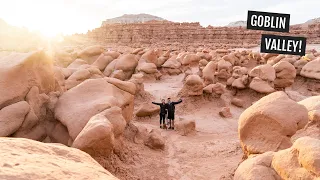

{"left": 41, "top": 29, "right": 60, "bottom": 39}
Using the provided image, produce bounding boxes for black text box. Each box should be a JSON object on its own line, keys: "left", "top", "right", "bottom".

{"left": 260, "top": 34, "right": 306, "bottom": 56}
{"left": 247, "top": 10, "right": 290, "bottom": 32}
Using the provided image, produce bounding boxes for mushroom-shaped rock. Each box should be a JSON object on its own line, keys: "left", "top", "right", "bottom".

{"left": 300, "top": 58, "right": 320, "bottom": 80}
{"left": 202, "top": 61, "right": 217, "bottom": 85}
{"left": 238, "top": 91, "right": 308, "bottom": 156}
{"left": 162, "top": 56, "right": 181, "bottom": 69}
{"left": 179, "top": 75, "right": 204, "bottom": 96}
{"left": 249, "top": 77, "right": 275, "bottom": 94}
{"left": 273, "top": 61, "right": 296, "bottom": 88}
{"left": 181, "top": 54, "right": 201, "bottom": 65}
{"left": 137, "top": 63, "right": 158, "bottom": 74}
{"left": 140, "top": 49, "right": 158, "bottom": 64}
{"left": 249, "top": 64, "right": 276, "bottom": 82}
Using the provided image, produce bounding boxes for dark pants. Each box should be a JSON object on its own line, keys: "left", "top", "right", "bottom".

{"left": 160, "top": 113, "right": 166, "bottom": 124}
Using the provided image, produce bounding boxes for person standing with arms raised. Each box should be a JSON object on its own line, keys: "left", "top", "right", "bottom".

{"left": 152, "top": 99, "right": 168, "bottom": 129}
{"left": 167, "top": 98, "right": 182, "bottom": 130}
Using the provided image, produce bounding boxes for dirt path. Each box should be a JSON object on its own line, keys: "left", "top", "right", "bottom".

{"left": 134, "top": 73, "right": 243, "bottom": 180}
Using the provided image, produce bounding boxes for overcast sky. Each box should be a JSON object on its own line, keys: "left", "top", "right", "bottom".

{"left": 0, "top": 0, "right": 319, "bottom": 36}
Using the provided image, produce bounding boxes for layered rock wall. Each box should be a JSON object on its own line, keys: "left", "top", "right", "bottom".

{"left": 87, "top": 21, "right": 320, "bottom": 46}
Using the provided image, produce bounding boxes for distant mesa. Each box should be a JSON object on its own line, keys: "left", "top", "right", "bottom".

{"left": 101, "top": 13, "right": 167, "bottom": 26}
{"left": 226, "top": 20, "right": 247, "bottom": 27}
{"left": 304, "top": 17, "right": 320, "bottom": 25}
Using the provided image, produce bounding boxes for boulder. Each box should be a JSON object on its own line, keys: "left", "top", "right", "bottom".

{"left": 239, "top": 91, "right": 308, "bottom": 156}
{"left": 140, "top": 49, "right": 158, "bottom": 64}
{"left": 162, "top": 57, "right": 181, "bottom": 69}
{"left": 249, "top": 64, "right": 276, "bottom": 82}
{"left": 203, "top": 83, "right": 225, "bottom": 96}
{"left": 181, "top": 54, "right": 201, "bottom": 65}
{"left": 92, "top": 54, "right": 114, "bottom": 71}
{"left": 249, "top": 77, "right": 275, "bottom": 94}
{"left": 136, "top": 103, "right": 160, "bottom": 117}
{"left": 0, "top": 51, "right": 56, "bottom": 109}
{"left": 180, "top": 75, "right": 204, "bottom": 96}
{"left": 219, "top": 107, "right": 232, "bottom": 118}
{"left": 132, "top": 48, "right": 144, "bottom": 54}
{"left": 55, "top": 78, "right": 134, "bottom": 140}
{"left": 25, "top": 86, "right": 49, "bottom": 120}
{"left": 298, "top": 96, "right": 320, "bottom": 123}
{"left": 231, "top": 98, "right": 246, "bottom": 108}
{"left": 272, "top": 137, "right": 320, "bottom": 179}
{"left": 104, "top": 77, "right": 136, "bottom": 95}
{"left": 67, "top": 59, "right": 88, "bottom": 69}
{"left": 0, "top": 138, "right": 117, "bottom": 180}
{"left": 300, "top": 58, "right": 320, "bottom": 80}
{"left": 273, "top": 61, "right": 296, "bottom": 88}
{"left": 78, "top": 45, "right": 104, "bottom": 64}
{"left": 145, "top": 129, "right": 165, "bottom": 150}
{"left": 104, "top": 51, "right": 120, "bottom": 59}
{"left": 236, "top": 137, "right": 320, "bottom": 180}
{"left": 293, "top": 60, "right": 308, "bottom": 75}
{"left": 0, "top": 101, "right": 30, "bottom": 137}
{"left": 65, "top": 69, "right": 92, "bottom": 90}
{"left": 202, "top": 61, "right": 217, "bottom": 85}
{"left": 175, "top": 119, "right": 196, "bottom": 136}
{"left": 285, "top": 90, "right": 307, "bottom": 102}
{"left": 156, "top": 56, "right": 169, "bottom": 67}
{"left": 234, "top": 152, "right": 280, "bottom": 180}
{"left": 12, "top": 108, "right": 40, "bottom": 140}
{"left": 46, "top": 122, "right": 71, "bottom": 145}
{"left": 138, "top": 63, "right": 158, "bottom": 74}
{"left": 100, "top": 107, "right": 127, "bottom": 138}
{"left": 72, "top": 114, "right": 115, "bottom": 157}
{"left": 199, "top": 59, "right": 209, "bottom": 67}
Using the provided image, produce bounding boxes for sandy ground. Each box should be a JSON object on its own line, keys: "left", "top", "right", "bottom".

{"left": 132, "top": 73, "right": 244, "bottom": 180}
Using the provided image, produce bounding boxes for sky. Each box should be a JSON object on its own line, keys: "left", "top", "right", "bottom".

{"left": 0, "top": 0, "right": 319, "bottom": 37}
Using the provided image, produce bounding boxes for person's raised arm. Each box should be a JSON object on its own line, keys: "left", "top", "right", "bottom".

{"left": 152, "top": 102, "right": 161, "bottom": 105}
{"left": 173, "top": 99, "right": 182, "bottom": 105}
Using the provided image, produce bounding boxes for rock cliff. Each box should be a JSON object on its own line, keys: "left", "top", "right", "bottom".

{"left": 87, "top": 20, "right": 320, "bottom": 47}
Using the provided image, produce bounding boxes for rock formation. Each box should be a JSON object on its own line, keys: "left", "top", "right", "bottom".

{"left": 0, "top": 138, "right": 117, "bottom": 180}
{"left": 87, "top": 21, "right": 320, "bottom": 47}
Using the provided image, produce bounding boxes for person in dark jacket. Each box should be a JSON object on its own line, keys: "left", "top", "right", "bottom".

{"left": 167, "top": 98, "right": 182, "bottom": 130}
{"left": 152, "top": 99, "right": 168, "bottom": 129}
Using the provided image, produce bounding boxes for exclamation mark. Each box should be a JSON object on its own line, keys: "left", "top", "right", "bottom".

{"left": 299, "top": 40, "right": 302, "bottom": 53}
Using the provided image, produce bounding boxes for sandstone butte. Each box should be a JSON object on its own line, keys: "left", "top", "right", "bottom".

{"left": 86, "top": 21, "right": 320, "bottom": 46}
